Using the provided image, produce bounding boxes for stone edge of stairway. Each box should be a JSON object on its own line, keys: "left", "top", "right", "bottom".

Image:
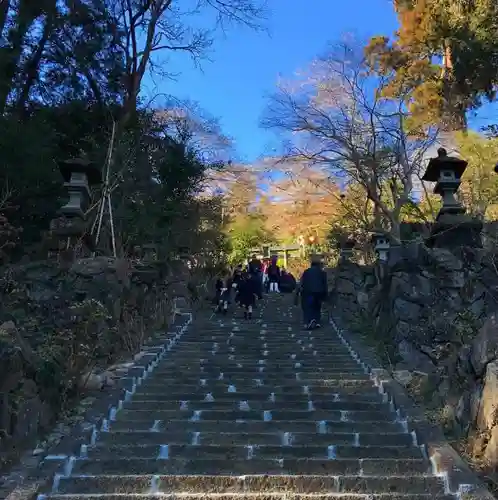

{"left": 1, "top": 301, "right": 193, "bottom": 500}
{"left": 329, "top": 315, "right": 495, "bottom": 500}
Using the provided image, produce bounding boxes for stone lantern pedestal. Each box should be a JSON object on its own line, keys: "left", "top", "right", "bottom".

{"left": 48, "top": 158, "right": 102, "bottom": 258}
{"left": 422, "top": 148, "right": 482, "bottom": 248}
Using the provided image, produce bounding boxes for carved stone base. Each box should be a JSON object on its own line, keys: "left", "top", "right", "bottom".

{"left": 49, "top": 215, "right": 86, "bottom": 237}
{"left": 46, "top": 216, "right": 94, "bottom": 259}
{"left": 427, "top": 213, "right": 482, "bottom": 249}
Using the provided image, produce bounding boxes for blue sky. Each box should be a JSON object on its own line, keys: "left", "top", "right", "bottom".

{"left": 142, "top": 0, "right": 400, "bottom": 163}
{"left": 142, "top": 0, "right": 497, "bottom": 163}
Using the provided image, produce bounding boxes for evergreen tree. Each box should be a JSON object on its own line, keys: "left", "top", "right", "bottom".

{"left": 365, "top": 0, "right": 498, "bottom": 131}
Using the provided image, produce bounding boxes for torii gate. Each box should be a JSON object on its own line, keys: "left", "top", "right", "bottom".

{"left": 249, "top": 244, "right": 302, "bottom": 268}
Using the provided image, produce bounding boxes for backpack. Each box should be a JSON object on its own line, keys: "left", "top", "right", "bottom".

{"left": 268, "top": 264, "right": 279, "bottom": 277}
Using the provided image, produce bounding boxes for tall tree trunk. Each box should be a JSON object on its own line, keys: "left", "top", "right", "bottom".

{"left": 118, "top": 0, "right": 173, "bottom": 131}
{"left": 0, "top": 0, "right": 11, "bottom": 35}
{"left": 0, "top": 1, "right": 43, "bottom": 113}
{"left": 15, "top": 14, "right": 54, "bottom": 116}
{"left": 441, "top": 41, "right": 467, "bottom": 132}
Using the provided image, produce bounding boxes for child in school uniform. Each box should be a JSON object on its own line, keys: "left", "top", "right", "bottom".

{"left": 214, "top": 276, "right": 224, "bottom": 304}
{"left": 237, "top": 270, "right": 257, "bottom": 319}
{"left": 217, "top": 272, "right": 234, "bottom": 315}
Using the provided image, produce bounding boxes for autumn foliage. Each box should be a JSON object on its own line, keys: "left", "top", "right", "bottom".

{"left": 365, "top": 0, "right": 498, "bottom": 131}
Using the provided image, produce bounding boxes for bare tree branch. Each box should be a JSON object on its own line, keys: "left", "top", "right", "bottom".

{"left": 262, "top": 40, "right": 438, "bottom": 242}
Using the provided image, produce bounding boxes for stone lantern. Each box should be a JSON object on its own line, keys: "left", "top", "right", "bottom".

{"left": 371, "top": 232, "right": 390, "bottom": 262}
{"left": 339, "top": 238, "right": 356, "bottom": 261}
{"left": 48, "top": 157, "right": 102, "bottom": 256}
{"left": 422, "top": 147, "right": 466, "bottom": 215}
{"left": 60, "top": 158, "right": 101, "bottom": 218}
{"left": 142, "top": 244, "right": 158, "bottom": 261}
{"left": 421, "top": 148, "right": 481, "bottom": 248}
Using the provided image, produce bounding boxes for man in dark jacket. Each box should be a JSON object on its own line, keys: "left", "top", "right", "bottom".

{"left": 248, "top": 255, "right": 263, "bottom": 299}
{"left": 298, "top": 256, "right": 328, "bottom": 329}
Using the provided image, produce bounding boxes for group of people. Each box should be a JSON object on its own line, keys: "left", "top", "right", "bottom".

{"left": 214, "top": 253, "right": 328, "bottom": 330}
{"left": 214, "top": 257, "right": 264, "bottom": 319}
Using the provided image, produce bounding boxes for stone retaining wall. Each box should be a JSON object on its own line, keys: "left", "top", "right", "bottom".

{"left": 328, "top": 244, "right": 498, "bottom": 475}
{"left": 0, "top": 256, "right": 192, "bottom": 469}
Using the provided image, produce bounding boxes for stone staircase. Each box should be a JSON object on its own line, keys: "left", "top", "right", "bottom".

{"left": 37, "top": 295, "right": 456, "bottom": 500}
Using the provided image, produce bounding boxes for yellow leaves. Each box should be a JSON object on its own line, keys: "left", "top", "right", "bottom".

{"left": 364, "top": 36, "right": 391, "bottom": 72}
{"left": 364, "top": 36, "right": 410, "bottom": 76}
{"left": 364, "top": 3, "right": 458, "bottom": 129}
{"left": 373, "top": 53, "right": 438, "bottom": 112}
{"left": 454, "top": 131, "right": 498, "bottom": 219}
{"left": 261, "top": 166, "right": 342, "bottom": 244}
{"left": 373, "top": 0, "right": 498, "bottom": 131}
{"left": 408, "top": 79, "right": 444, "bottom": 126}
{"left": 365, "top": 8, "right": 442, "bottom": 115}
{"left": 407, "top": 58, "right": 434, "bottom": 80}
{"left": 396, "top": 0, "right": 445, "bottom": 50}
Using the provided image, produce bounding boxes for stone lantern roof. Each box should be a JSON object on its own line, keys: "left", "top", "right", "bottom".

{"left": 370, "top": 229, "right": 389, "bottom": 244}
{"left": 59, "top": 157, "right": 102, "bottom": 186}
{"left": 421, "top": 147, "right": 467, "bottom": 183}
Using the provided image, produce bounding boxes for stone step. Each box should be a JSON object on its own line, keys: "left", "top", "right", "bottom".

{"left": 172, "top": 338, "right": 346, "bottom": 343}
{"left": 168, "top": 345, "right": 352, "bottom": 350}
{"left": 97, "top": 430, "right": 414, "bottom": 447}
{"left": 144, "top": 374, "right": 373, "bottom": 385}
{"left": 176, "top": 327, "right": 317, "bottom": 331}
{"left": 131, "top": 392, "right": 385, "bottom": 404}
{"left": 180, "top": 336, "right": 344, "bottom": 340}
{"left": 122, "top": 399, "right": 389, "bottom": 412}
{"left": 170, "top": 344, "right": 350, "bottom": 351}
{"left": 184, "top": 352, "right": 357, "bottom": 358}
{"left": 154, "top": 362, "right": 365, "bottom": 371}
{"left": 167, "top": 366, "right": 365, "bottom": 374}
{"left": 149, "top": 371, "right": 368, "bottom": 380}
{"left": 155, "top": 359, "right": 363, "bottom": 370}
{"left": 51, "top": 473, "right": 445, "bottom": 495}
{"left": 180, "top": 333, "right": 339, "bottom": 337}
{"left": 174, "top": 338, "right": 349, "bottom": 343}
{"left": 113, "top": 408, "right": 395, "bottom": 422}
{"left": 174, "top": 327, "right": 325, "bottom": 331}
{"left": 68, "top": 457, "right": 432, "bottom": 478}
{"left": 109, "top": 419, "right": 405, "bottom": 434}
{"left": 44, "top": 495, "right": 456, "bottom": 500}
{"left": 150, "top": 372, "right": 369, "bottom": 380}
{"left": 139, "top": 381, "right": 376, "bottom": 392}
{"left": 85, "top": 443, "right": 424, "bottom": 461}
{"left": 170, "top": 351, "right": 355, "bottom": 356}
{"left": 177, "top": 332, "right": 327, "bottom": 336}
{"left": 132, "top": 383, "right": 382, "bottom": 396}
{"left": 185, "top": 349, "right": 351, "bottom": 355}
{"left": 134, "top": 377, "right": 380, "bottom": 396}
